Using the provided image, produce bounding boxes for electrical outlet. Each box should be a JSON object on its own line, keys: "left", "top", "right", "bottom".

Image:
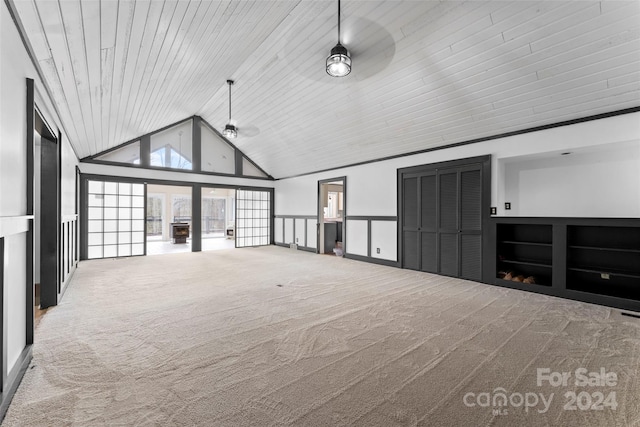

{"left": 490, "top": 207, "right": 497, "bottom": 215}
{"left": 505, "top": 202, "right": 511, "bottom": 210}
{"left": 601, "top": 273, "right": 610, "bottom": 280}
{"left": 376, "top": 248, "right": 380, "bottom": 254}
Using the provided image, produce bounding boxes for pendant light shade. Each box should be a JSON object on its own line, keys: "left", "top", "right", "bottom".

{"left": 326, "top": 0, "right": 351, "bottom": 77}
{"left": 223, "top": 123, "right": 237, "bottom": 138}
{"left": 223, "top": 79, "right": 237, "bottom": 138}
{"left": 326, "top": 42, "right": 351, "bottom": 77}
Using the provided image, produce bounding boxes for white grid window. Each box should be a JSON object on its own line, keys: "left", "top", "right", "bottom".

{"left": 235, "top": 190, "right": 271, "bottom": 247}
{"left": 87, "top": 180, "right": 145, "bottom": 259}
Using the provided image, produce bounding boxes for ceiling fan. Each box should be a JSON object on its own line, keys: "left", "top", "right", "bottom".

{"left": 221, "top": 80, "right": 259, "bottom": 139}
{"left": 280, "top": 1, "right": 396, "bottom": 82}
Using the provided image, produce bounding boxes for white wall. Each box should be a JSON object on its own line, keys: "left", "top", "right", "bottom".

{"left": 275, "top": 112, "right": 640, "bottom": 262}
{"left": 1, "top": 1, "right": 33, "bottom": 376}
{"left": 1, "top": 1, "right": 78, "bottom": 383}
{"left": 504, "top": 141, "right": 640, "bottom": 217}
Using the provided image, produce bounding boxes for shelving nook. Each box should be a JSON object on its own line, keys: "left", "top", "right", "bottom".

{"left": 492, "top": 218, "right": 640, "bottom": 312}
{"left": 496, "top": 223, "right": 553, "bottom": 286}
{"left": 567, "top": 225, "right": 640, "bottom": 301}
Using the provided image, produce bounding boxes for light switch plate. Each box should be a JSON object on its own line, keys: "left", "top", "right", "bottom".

{"left": 505, "top": 202, "right": 511, "bottom": 210}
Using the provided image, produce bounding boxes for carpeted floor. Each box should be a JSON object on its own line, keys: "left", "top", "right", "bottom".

{"left": 3, "top": 246, "right": 639, "bottom": 426}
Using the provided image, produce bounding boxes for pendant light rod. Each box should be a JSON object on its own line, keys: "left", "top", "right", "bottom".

{"left": 326, "top": 0, "right": 351, "bottom": 77}
{"left": 223, "top": 79, "right": 237, "bottom": 138}
{"left": 337, "top": 0, "right": 341, "bottom": 42}
{"left": 227, "top": 79, "right": 234, "bottom": 122}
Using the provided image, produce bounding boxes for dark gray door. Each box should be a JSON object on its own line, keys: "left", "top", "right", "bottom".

{"left": 401, "top": 163, "right": 483, "bottom": 281}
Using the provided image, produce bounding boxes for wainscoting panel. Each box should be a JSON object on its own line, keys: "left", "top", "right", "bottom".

{"left": 345, "top": 219, "right": 367, "bottom": 257}
{"left": 306, "top": 219, "right": 317, "bottom": 249}
{"left": 274, "top": 216, "right": 317, "bottom": 251}
{"left": 295, "top": 218, "right": 305, "bottom": 246}
{"left": 274, "top": 217, "right": 284, "bottom": 244}
{"left": 371, "top": 220, "right": 397, "bottom": 262}
{"left": 284, "top": 218, "right": 294, "bottom": 245}
{"left": 60, "top": 214, "right": 79, "bottom": 294}
{"left": 0, "top": 215, "right": 34, "bottom": 419}
{"left": 344, "top": 216, "right": 399, "bottom": 267}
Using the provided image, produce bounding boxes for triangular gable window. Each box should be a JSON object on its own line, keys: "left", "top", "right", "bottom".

{"left": 150, "top": 120, "right": 192, "bottom": 170}
{"left": 150, "top": 146, "right": 193, "bottom": 169}
{"left": 243, "top": 157, "right": 268, "bottom": 178}
{"left": 95, "top": 140, "right": 140, "bottom": 164}
{"left": 201, "top": 123, "right": 235, "bottom": 174}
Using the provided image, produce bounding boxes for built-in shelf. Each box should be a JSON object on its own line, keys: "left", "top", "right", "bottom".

{"left": 497, "top": 223, "right": 553, "bottom": 286}
{"left": 492, "top": 218, "right": 640, "bottom": 310}
{"left": 567, "top": 267, "right": 640, "bottom": 279}
{"left": 567, "top": 225, "right": 640, "bottom": 302}
{"left": 501, "top": 241, "right": 552, "bottom": 247}
{"left": 495, "top": 278, "right": 550, "bottom": 289}
{"left": 501, "top": 259, "right": 552, "bottom": 268}
{"left": 568, "top": 245, "right": 640, "bottom": 254}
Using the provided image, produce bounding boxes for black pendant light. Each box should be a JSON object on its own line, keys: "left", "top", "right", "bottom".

{"left": 223, "top": 79, "right": 237, "bottom": 138}
{"left": 326, "top": 0, "right": 351, "bottom": 77}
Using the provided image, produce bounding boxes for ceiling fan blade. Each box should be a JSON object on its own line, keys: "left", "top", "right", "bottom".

{"left": 240, "top": 125, "right": 260, "bottom": 138}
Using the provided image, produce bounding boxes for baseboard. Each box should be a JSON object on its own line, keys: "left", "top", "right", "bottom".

{"left": 59, "top": 262, "right": 78, "bottom": 300}
{"left": 0, "top": 345, "right": 33, "bottom": 422}
{"left": 274, "top": 243, "right": 316, "bottom": 253}
{"left": 344, "top": 253, "right": 400, "bottom": 268}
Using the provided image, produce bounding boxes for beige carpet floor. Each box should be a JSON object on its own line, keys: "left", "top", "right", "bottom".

{"left": 3, "top": 246, "right": 640, "bottom": 426}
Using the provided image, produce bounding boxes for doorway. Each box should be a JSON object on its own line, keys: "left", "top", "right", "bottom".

{"left": 146, "top": 184, "right": 192, "bottom": 255}
{"left": 318, "top": 178, "right": 346, "bottom": 256}
{"left": 201, "top": 187, "right": 235, "bottom": 251}
{"left": 34, "top": 112, "right": 59, "bottom": 309}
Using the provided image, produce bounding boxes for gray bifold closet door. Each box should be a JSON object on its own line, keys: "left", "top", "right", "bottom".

{"left": 401, "top": 164, "right": 482, "bottom": 281}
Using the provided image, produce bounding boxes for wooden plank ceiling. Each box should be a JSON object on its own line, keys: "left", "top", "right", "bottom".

{"left": 11, "top": 0, "right": 640, "bottom": 178}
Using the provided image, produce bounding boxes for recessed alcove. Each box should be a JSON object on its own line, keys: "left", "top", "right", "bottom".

{"left": 497, "top": 140, "right": 640, "bottom": 218}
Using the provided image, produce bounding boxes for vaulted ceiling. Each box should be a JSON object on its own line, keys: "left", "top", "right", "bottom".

{"left": 10, "top": 0, "right": 640, "bottom": 178}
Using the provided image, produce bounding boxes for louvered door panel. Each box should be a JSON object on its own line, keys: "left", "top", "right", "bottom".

{"left": 403, "top": 177, "right": 419, "bottom": 228}
{"left": 440, "top": 233, "right": 459, "bottom": 276}
{"left": 460, "top": 167, "right": 482, "bottom": 280}
{"left": 403, "top": 232, "right": 420, "bottom": 270}
{"left": 439, "top": 169, "right": 459, "bottom": 276}
{"left": 461, "top": 234, "right": 482, "bottom": 280}
{"left": 461, "top": 169, "right": 481, "bottom": 230}
{"left": 402, "top": 176, "right": 420, "bottom": 270}
{"left": 439, "top": 171, "right": 458, "bottom": 230}
{"left": 420, "top": 173, "right": 437, "bottom": 272}
{"left": 420, "top": 174, "right": 437, "bottom": 229}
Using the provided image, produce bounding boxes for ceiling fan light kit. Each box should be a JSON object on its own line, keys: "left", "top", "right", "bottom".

{"left": 223, "top": 123, "right": 237, "bottom": 139}
{"left": 223, "top": 79, "right": 237, "bottom": 138}
{"left": 326, "top": 0, "right": 351, "bottom": 77}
